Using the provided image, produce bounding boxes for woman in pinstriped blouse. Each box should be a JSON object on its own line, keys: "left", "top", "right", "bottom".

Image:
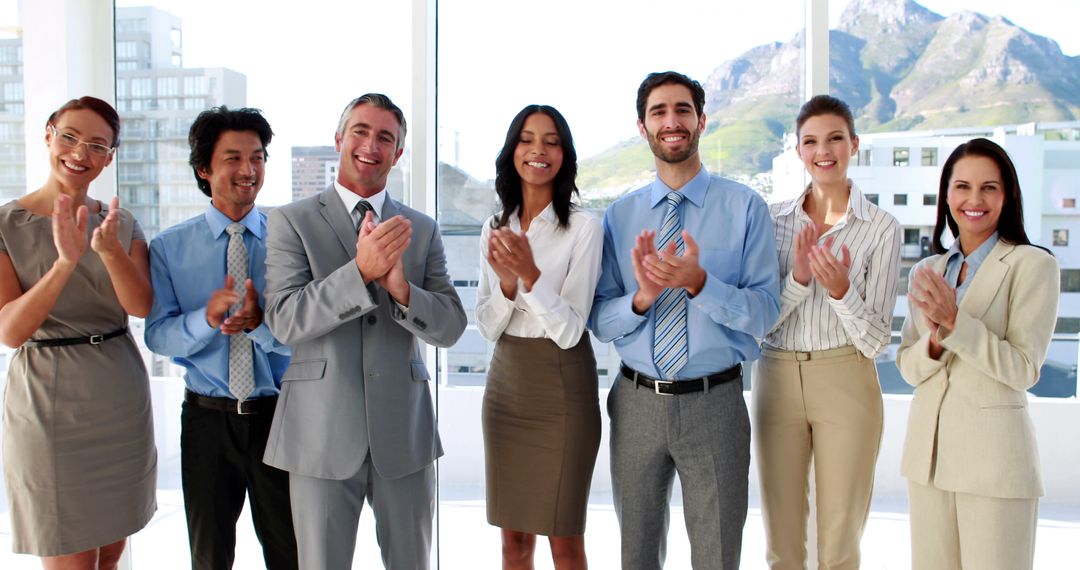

{"left": 751, "top": 95, "right": 902, "bottom": 570}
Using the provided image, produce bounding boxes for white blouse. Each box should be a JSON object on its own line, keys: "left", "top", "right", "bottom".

{"left": 765, "top": 182, "right": 902, "bottom": 358}
{"left": 475, "top": 204, "right": 603, "bottom": 350}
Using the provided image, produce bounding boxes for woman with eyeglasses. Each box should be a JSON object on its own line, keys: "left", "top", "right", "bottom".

{"left": 0, "top": 97, "right": 156, "bottom": 569}
{"left": 900, "top": 138, "right": 1056, "bottom": 569}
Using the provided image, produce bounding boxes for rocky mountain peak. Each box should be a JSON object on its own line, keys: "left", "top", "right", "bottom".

{"left": 838, "top": 0, "right": 943, "bottom": 36}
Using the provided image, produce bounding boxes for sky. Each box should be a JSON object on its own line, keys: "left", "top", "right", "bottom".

{"left": 4, "top": 0, "right": 1077, "bottom": 204}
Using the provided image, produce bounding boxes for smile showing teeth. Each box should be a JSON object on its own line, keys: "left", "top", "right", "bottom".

{"left": 526, "top": 161, "right": 549, "bottom": 169}
{"left": 63, "top": 160, "right": 88, "bottom": 172}
{"left": 962, "top": 210, "right": 986, "bottom": 218}
{"left": 661, "top": 135, "right": 685, "bottom": 143}
{"left": 815, "top": 161, "right": 836, "bottom": 167}
{"left": 235, "top": 180, "right": 256, "bottom": 187}
{"left": 356, "top": 156, "right": 377, "bottom": 165}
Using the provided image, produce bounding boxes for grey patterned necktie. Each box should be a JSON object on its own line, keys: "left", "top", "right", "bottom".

{"left": 354, "top": 199, "right": 373, "bottom": 232}
{"left": 226, "top": 222, "right": 254, "bottom": 401}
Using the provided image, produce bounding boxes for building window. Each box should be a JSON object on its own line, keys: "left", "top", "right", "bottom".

{"left": 1063, "top": 198, "right": 1077, "bottom": 208}
{"left": 893, "top": 147, "right": 910, "bottom": 166}
{"left": 903, "top": 228, "right": 920, "bottom": 245}
{"left": 1053, "top": 229, "right": 1069, "bottom": 246}
{"left": 923, "top": 194, "right": 937, "bottom": 206}
{"left": 921, "top": 147, "right": 938, "bottom": 166}
{"left": 894, "top": 194, "right": 908, "bottom": 206}
{"left": 1062, "top": 270, "right": 1080, "bottom": 293}
{"left": 865, "top": 193, "right": 879, "bottom": 205}
{"left": 1056, "top": 318, "right": 1080, "bottom": 334}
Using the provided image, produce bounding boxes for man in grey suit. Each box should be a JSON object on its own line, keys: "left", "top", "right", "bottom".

{"left": 262, "top": 93, "right": 466, "bottom": 569}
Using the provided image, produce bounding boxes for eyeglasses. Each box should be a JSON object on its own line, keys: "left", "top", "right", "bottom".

{"left": 48, "top": 124, "right": 115, "bottom": 157}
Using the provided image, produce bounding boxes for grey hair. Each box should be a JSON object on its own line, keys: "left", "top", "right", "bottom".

{"left": 335, "top": 93, "right": 407, "bottom": 151}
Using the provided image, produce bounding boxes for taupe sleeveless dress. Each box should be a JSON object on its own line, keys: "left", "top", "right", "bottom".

{"left": 0, "top": 200, "right": 157, "bottom": 556}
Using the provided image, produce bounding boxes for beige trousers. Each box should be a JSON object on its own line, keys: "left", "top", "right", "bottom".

{"left": 751, "top": 346, "right": 883, "bottom": 570}
{"left": 907, "top": 480, "right": 1038, "bottom": 570}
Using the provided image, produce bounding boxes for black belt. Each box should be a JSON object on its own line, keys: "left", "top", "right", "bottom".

{"left": 184, "top": 389, "right": 278, "bottom": 416}
{"left": 22, "top": 327, "right": 127, "bottom": 348}
{"left": 620, "top": 362, "right": 742, "bottom": 395}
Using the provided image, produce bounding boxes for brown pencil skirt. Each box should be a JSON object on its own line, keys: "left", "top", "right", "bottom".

{"left": 481, "top": 333, "right": 601, "bottom": 536}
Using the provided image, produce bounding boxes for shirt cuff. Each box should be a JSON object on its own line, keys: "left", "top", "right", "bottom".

{"left": 826, "top": 281, "right": 863, "bottom": 317}
{"left": 186, "top": 306, "right": 218, "bottom": 340}
{"left": 520, "top": 275, "right": 559, "bottom": 316}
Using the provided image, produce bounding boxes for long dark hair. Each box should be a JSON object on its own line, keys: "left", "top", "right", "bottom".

{"left": 932, "top": 138, "right": 1046, "bottom": 254}
{"left": 493, "top": 105, "right": 579, "bottom": 230}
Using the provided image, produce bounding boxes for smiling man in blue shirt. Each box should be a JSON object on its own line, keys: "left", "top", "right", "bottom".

{"left": 589, "top": 72, "right": 781, "bottom": 570}
{"left": 145, "top": 107, "right": 297, "bottom": 569}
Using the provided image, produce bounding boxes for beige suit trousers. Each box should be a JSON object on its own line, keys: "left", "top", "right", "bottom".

{"left": 907, "top": 480, "right": 1037, "bottom": 570}
{"left": 752, "top": 346, "right": 883, "bottom": 570}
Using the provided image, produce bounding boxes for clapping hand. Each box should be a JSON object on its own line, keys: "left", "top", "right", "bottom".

{"left": 791, "top": 222, "right": 817, "bottom": 286}
{"left": 52, "top": 193, "right": 89, "bottom": 268}
{"left": 807, "top": 235, "right": 851, "bottom": 299}
{"left": 630, "top": 229, "right": 664, "bottom": 314}
{"left": 909, "top": 266, "right": 958, "bottom": 358}
{"left": 206, "top": 275, "right": 242, "bottom": 329}
{"left": 90, "top": 195, "right": 126, "bottom": 259}
{"left": 355, "top": 213, "right": 412, "bottom": 284}
{"left": 641, "top": 230, "right": 707, "bottom": 296}
{"left": 488, "top": 227, "right": 540, "bottom": 292}
{"left": 221, "top": 278, "right": 263, "bottom": 334}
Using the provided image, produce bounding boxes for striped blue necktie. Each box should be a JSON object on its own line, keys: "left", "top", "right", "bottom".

{"left": 653, "top": 191, "right": 688, "bottom": 380}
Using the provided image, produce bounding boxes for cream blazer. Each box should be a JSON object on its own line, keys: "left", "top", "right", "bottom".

{"left": 897, "top": 242, "right": 1059, "bottom": 499}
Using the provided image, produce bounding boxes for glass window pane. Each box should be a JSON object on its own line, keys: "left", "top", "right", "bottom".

{"left": 437, "top": 0, "right": 802, "bottom": 566}
{"left": 113, "top": 2, "right": 412, "bottom": 567}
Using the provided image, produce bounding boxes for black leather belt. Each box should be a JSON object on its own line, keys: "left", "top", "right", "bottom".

{"left": 620, "top": 362, "right": 742, "bottom": 395}
{"left": 23, "top": 327, "right": 127, "bottom": 348}
{"left": 184, "top": 389, "right": 278, "bottom": 416}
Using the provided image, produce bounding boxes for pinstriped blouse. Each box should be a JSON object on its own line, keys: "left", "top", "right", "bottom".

{"left": 764, "top": 182, "right": 902, "bottom": 358}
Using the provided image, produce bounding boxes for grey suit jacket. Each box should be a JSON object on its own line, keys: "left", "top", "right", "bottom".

{"left": 262, "top": 188, "right": 466, "bottom": 480}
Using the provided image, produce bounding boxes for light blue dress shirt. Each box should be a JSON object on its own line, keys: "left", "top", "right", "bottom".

{"left": 589, "top": 166, "right": 782, "bottom": 379}
{"left": 943, "top": 232, "right": 999, "bottom": 302}
{"left": 145, "top": 205, "right": 290, "bottom": 398}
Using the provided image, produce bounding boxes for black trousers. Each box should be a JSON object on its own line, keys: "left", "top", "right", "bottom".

{"left": 181, "top": 398, "right": 298, "bottom": 570}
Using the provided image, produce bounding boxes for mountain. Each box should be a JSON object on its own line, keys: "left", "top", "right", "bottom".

{"left": 578, "top": 0, "right": 1080, "bottom": 198}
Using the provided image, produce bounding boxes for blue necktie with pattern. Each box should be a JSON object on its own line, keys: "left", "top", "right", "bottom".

{"left": 653, "top": 191, "right": 688, "bottom": 380}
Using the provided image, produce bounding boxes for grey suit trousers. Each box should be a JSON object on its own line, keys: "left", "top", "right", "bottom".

{"left": 609, "top": 371, "right": 750, "bottom": 570}
{"left": 289, "top": 457, "right": 436, "bottom": 570}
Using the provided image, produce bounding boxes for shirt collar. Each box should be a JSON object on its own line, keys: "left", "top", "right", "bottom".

{"left": 205, "top": 204, "right": 263, "bottom": 239}
{"left": 649, "top": 165, "right": 710, "bottom": 209}
{"left": 509, "top": 202, "right": 558, "bottom": 231}
{"left": 945, "top": 231, "right": 999, "bottom": 268}
{"left": 334, "top": 180, "right": 386, "bottom": 221}
{"left": 776, "top": 180, "right": 871, "bottom": 222}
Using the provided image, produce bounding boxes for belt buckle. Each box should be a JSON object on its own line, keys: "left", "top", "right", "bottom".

{"left": 90, "top": 334, "right": 104, "bottom": 345}
{"left": 795, "top": 351, "right": 811, "bottom": 361}
{"left": 236, "top": 400, "right": 255, "bottom": 415}
{"left": 654, "top": 379, "right": 674, "bottom": 396}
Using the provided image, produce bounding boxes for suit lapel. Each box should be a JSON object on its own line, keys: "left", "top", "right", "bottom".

{"left": 958, "top": 241, "right": 1013, "bottom": 322}
{"left": 319, "top": 188, "right": 358, "bottom": 258}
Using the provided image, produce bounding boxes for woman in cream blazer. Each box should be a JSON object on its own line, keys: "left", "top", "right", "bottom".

{"left": 898, "top": 138, "right": 1058, "bottom": 570}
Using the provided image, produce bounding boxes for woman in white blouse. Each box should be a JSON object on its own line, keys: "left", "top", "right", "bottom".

{"left": 476, "top": 105, "right": 603, "bottom": 570}
{"left": 752, "top": 95, "right": 901, "bottom": 569}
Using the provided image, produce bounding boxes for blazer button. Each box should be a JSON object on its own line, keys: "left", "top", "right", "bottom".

{"left": 367, "top": 315, "right": 377, "bottom": 325}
